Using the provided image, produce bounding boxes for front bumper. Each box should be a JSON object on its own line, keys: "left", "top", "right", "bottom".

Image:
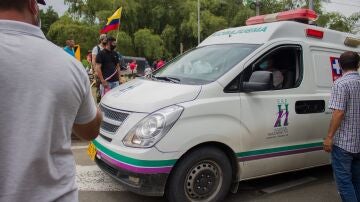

{"left": 95, "top": 154, "right": 169, "bottom": 196}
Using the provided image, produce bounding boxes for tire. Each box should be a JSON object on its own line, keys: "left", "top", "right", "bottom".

{"left": 166, "top": 147, "right": 232, "bottom": 202}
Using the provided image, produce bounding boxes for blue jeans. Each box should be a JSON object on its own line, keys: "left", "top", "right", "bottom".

{"left": 100, "top": 81, "right": 119, "bottom": 97}
{"left": 331, "top": 145, "right": 360, "bottom": 202}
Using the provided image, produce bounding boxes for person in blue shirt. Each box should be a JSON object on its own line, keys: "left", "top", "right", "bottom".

{"left": 63, "top": 39, "right": 75, "bottom": 57}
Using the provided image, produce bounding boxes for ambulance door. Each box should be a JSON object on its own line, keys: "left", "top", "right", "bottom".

{"left": 237, "top": 44, "right": 315, "bottom": 179}
{"left": 302, "top": 48, "right": 345, "bottom": 167}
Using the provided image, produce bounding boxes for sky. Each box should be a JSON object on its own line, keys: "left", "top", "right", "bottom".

{"left": 39, "top": 0, "right": 68, "bottom": 16}
{"left": 322, "top": 0, "right": 360, "bottom": 17}
{"left": 40, "top": 0, "right": 359, "bottom": 17}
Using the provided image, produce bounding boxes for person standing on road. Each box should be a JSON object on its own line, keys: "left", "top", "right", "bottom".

{"left": 129, "top": 59, "right": 137, "bottom": 78}
{"left": 96, "top": 36, "right": 120, "bottom": 97}
{"left": 156, "top": 58, "right": 165, "bottom": 69}
{"left": 0, "top": 0, "right": 102, "bottom": 201}
{"left": 64, "top": 39, "right": 75, "bottom": 57}
{"left": 323, "top": 51, "right": 360, "bottom": 202}
{"left": 92, "top": 34, "right": 107, "bottom": 103}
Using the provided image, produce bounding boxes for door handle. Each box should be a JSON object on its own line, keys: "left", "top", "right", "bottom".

{"left": 295, "top": 100, "right": 325, "bottom": 114}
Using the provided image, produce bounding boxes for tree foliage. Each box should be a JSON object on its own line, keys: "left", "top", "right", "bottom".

{"left": 161, "top": 25, "right": 177, "bottom": 56}
{"left": 134, "top": 29, "right": 166, "bottom": 60}
{"left": 318, "top": 12, "right": 360, "bottom": 34}
{"left": 43, "top": 0, "right": 359, "bottom": 61}
{"left": 40, "top": 6, "right": 59, "bottom": 35}
{"left": 47, "top": 15, "right": 98, "bottom": 57}
{"left": 116, "top": 31, "right": 135, "bottom": 56}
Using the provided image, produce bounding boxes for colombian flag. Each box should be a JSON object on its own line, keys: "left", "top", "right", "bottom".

{"left": 100, "top": 7, "right": 122, "bottom": 34}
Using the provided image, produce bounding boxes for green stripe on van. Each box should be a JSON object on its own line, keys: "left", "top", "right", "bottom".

{"left": 93, "top": 140, "right": 177, "bottom": 167}
{"left": 94, "top": 140, "right": 323, "bottom": 167}
{"left": 237, "top": 142, "right": 323, "bottom": 157}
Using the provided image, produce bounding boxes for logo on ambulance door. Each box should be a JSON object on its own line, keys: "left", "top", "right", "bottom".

{"left": 274, "top": 99, "right": 289, "bottom": 128}
{"left": 267, "top": 99, "right": 290, "bottom": 139}
{"left": 330, "top": 57, "right": 342, "bottom": 82}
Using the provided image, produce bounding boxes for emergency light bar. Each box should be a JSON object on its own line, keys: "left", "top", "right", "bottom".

{"left": 246, "top": 9, "right": 318, "bottom": 26}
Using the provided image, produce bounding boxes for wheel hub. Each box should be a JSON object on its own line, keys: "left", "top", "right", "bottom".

{"left": 185, "top": 161, "right": 222, "bottom": 200}
{"left": 193, "top": 170, "right": 215, "bottom": 195}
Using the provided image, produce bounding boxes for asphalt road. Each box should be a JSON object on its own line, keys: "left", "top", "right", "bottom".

{"left": 73, "top": 140, "right": 341, "bottom": 202}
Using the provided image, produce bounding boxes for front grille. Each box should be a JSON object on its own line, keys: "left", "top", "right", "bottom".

{"left": 100, "top": 104, "right": 129, "bottom": 122}
{"left": 99, "top": 104, "right": 129, "bottom": 137}
{"left": 101, "top": 121, "right": 119, "bottom": 133}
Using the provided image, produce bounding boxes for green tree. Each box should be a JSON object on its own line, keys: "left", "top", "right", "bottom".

{"left": 230, "top": 6, "right": 254, "bottom": 27}
{"left": 40, "top": 6, "right": 59, "bottom": 35}
{"left": 243, "top": 0, "right": 323, "bottom": 15}
{"left": 161, "top": 25, "right": 177, "bottom": 57}
{"left": 47, "top": 15, "right": 99, "bottom": 58}
{"left": 201, "top": 10, "right": 228, "bottom": 37}
{"left": 64, "top": 0, "right": 113, "bottom": 23}
{"left": 116, "top": 31, "right": 135, "bottom": 56}
{"left": 134, "top": 29, "right": 166, "bottom": 60}
{"left": 47, "top": 0, "right": 357, "bottom": 61}
{"left": 318, "top": 12, "right": 360, "bottom": 33}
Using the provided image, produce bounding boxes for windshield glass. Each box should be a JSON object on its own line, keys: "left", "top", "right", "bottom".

{"left": 153, "top": 44, "right": 260, "bottom": 85}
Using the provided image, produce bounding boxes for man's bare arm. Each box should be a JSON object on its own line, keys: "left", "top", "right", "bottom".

{"left": 92, "top": 54, "right": 97, "bottom": 71}
{"left": 96, "top": 63, "right": 108, "bottom": 87}
{"left": 73, "top": 108, "right": 102, "bottom": 141}
{"left": 323, "top": 109, "right": 345, "bottom": 152}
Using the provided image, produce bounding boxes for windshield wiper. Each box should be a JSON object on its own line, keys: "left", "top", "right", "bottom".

{"left": 154, "top": 76, "right": 180, "bottom": 83}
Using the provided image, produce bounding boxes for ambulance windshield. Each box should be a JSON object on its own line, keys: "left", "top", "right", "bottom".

{"left": 153, "top": 44, "right": 260, "bottom": 85}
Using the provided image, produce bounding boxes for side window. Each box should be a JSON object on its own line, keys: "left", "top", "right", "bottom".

{"left": 225, "top": 45, "right": 303, "bottom": 93}
{"left": 244, "top": 45, "right": 302, "bottom": 91}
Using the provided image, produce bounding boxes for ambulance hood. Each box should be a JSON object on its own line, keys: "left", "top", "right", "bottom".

{"left": 101, "top": 79, "right": 201, "bottom": 113}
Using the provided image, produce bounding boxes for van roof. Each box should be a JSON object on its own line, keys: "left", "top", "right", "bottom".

{"left": 200, "top": 21, "right": 359, "bottom": 50}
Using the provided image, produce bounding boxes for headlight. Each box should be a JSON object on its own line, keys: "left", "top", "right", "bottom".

{"left": 123, "top": 105, "right": 184, "bottom": 148}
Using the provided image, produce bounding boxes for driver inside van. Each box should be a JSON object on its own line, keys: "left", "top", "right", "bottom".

{"left": 259, "top": 58, "right": 284, "bottom": 89}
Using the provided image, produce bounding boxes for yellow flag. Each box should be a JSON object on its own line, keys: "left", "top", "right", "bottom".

{"left": 74, "top": 44, "right": 81, "bottom": 61}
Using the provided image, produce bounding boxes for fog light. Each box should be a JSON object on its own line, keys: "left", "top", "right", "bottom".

{"left": 129, "top": 176, "right": 140, "bottom": 184}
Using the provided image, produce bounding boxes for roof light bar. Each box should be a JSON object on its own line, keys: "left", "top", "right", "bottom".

{"left": 306, "top": 28, "right": 324, "bottom": 39}
{"left": 277, "top": 9, "right": 317, "bottom": 21}
{"left": 344, "top": 37, "right": 360, "bottom": 47}
{"left": 246, "top": 9, "right": 318, "bottom": 26}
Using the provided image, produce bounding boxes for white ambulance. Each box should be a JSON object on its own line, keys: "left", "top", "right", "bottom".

{"left": 88, "top": 9, "right": 360, "bottom": 202}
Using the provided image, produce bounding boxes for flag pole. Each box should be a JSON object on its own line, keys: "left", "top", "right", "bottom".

{"left": 116, "top": 7, "right": 121, "bottom": 42}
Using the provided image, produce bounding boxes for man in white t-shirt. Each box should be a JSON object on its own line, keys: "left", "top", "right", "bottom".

{"left": 92, "top": 34, "right": 107, "bottom": 102}
{"left": 92, "top": 34, "right": 107, "bottom": 69}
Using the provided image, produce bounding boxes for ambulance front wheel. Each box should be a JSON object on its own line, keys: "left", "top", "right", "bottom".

{"left": 166, "top": 146, "right": 232, "bottom": 202}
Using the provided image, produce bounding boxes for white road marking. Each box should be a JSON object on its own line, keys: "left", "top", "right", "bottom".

{"left": 76, "top": 165, "right": 125, "bottom": 191}
{"left": 261, "top": 177, "right": 317, "bottom": 194}
{"left": 71, "top": 145, "right": 88, "bottom": 150}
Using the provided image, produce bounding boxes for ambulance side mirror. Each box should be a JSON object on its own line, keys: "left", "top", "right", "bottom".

{"left": 242, "top": 71, "right": 273, "bottom": 92}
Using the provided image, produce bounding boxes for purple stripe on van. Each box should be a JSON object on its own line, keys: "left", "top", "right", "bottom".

{"left": 238, "top": 146, "right": 323, "bottom": 162}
